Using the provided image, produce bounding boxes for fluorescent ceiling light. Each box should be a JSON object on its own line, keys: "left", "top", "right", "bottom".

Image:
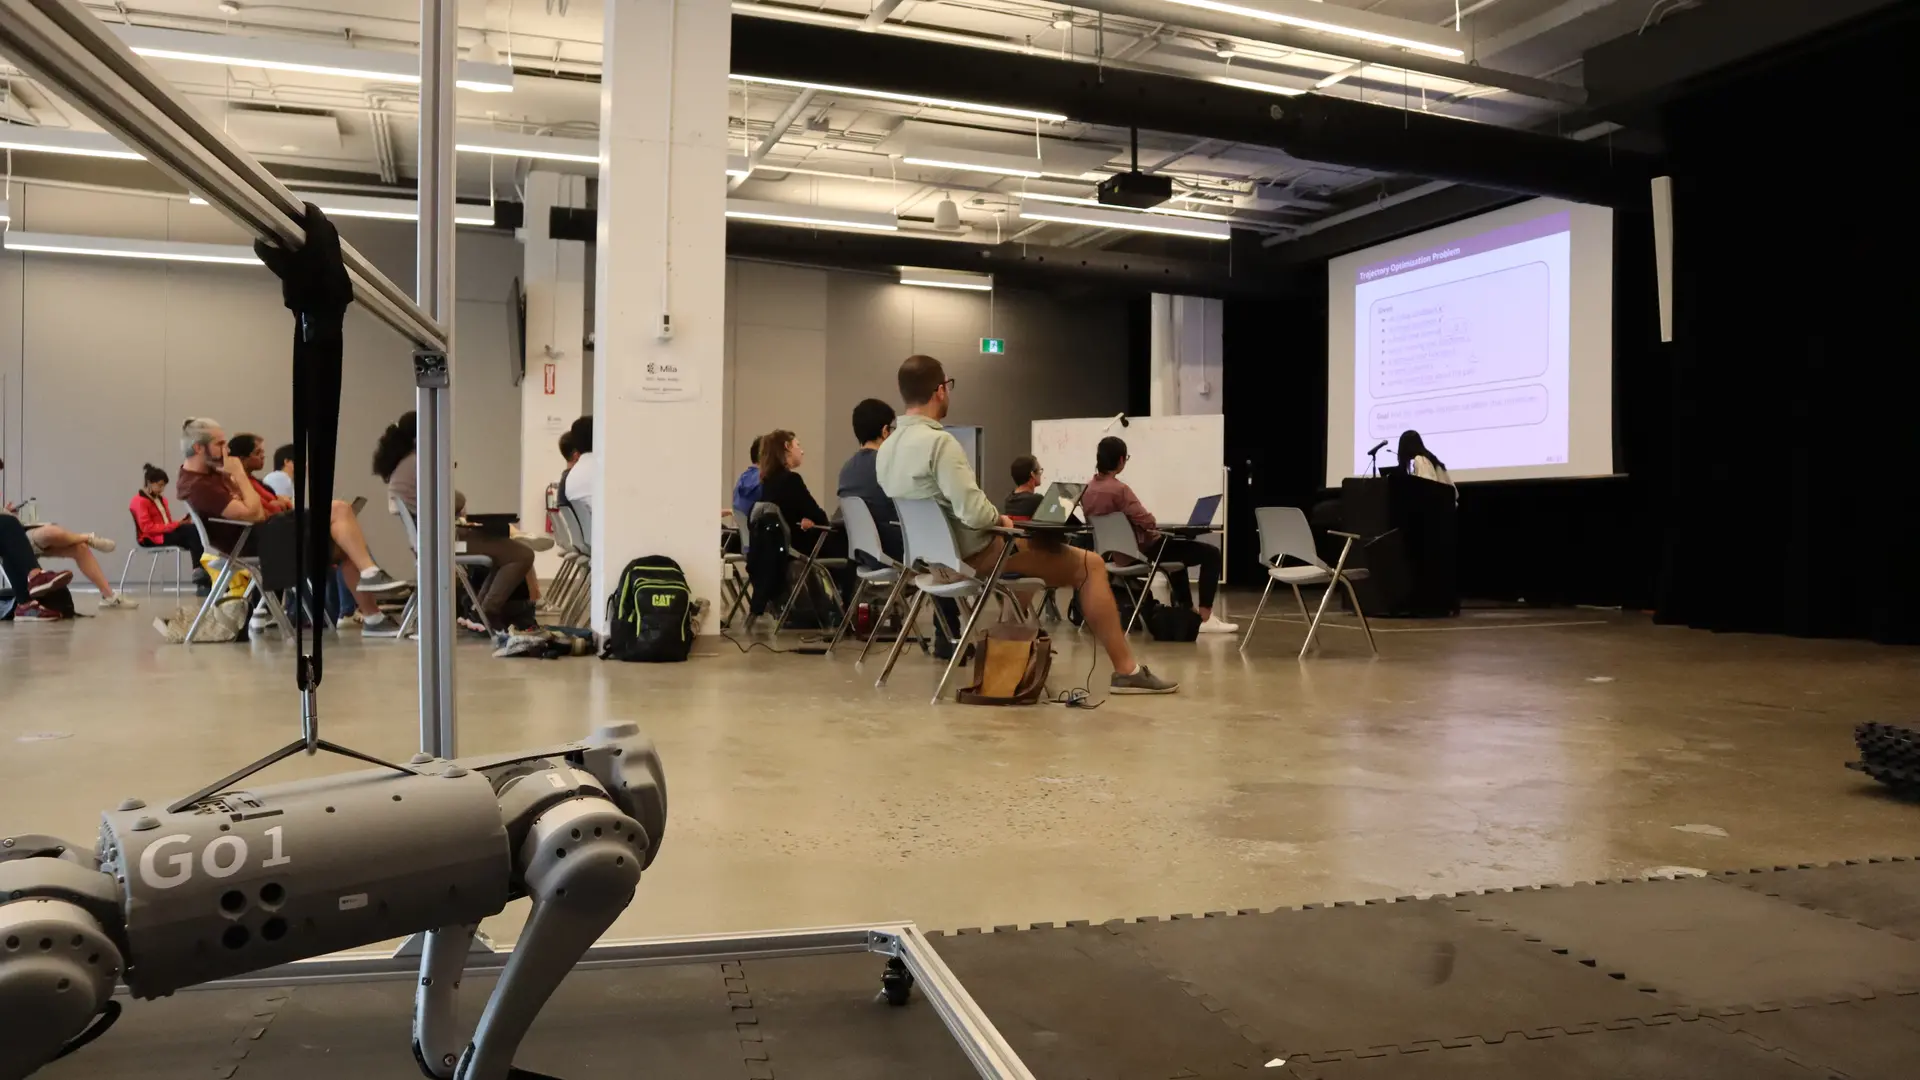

{"left": 1018, "top": 191, "right": 1234, "bottom": 222}
{"left": 1212, "top": 76, "right": 1306, "bottom": 97}
{"left": 899, "top": 267, "right": 993, "bottom": 291}
{"left": 115, "top": 26, "right": 515, "bottom": 92}
{"left": 2, "top": 230, "right": 261, "bottom": 265}
{"left": 1017, "top": 199, "right": 1231, "bottom": 241}
{"left": 901, "top": 148, "right": 1045, "bottom": 179}
{"left": 189, "top": 193, "right": 493, "bottom": 226}
{"left": 729, "top": 74, "right": 1067, "bottom": 123}
{"left": 725, "top": 198, "right": 898, "bottom": 232}
{"left": 1160, "top": 0, "right": 1467, "bottom": 59}
{"left": 726, "top": 154, "right": 752, "bottom": 179}
{"left": 455, "top": 128, "right": 599, "bottom": 164}
{"left": 0, "top": 125, "right": 143, "bottom": 160}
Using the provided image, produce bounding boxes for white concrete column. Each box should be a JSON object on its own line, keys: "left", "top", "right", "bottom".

{"left": 591, "top": 0, "right": 730, "bottom": 631}
{"left": 518, "top": 170, "right": 588, "bottom": 582}
{"left": 1148, "top": 294, "right": 1224, "bottom": 416}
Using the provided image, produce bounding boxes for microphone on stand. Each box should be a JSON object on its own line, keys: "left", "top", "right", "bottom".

{"left": 1366, "top": 440, "right": 1389, "bottom": 477}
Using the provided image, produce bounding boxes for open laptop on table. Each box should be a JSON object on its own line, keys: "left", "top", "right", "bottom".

{"left": 1023, "top": 481, "right": 1086, "bottom": 529}
{"left": 1162, "top": 493, "right": 1223, "bottom": 533}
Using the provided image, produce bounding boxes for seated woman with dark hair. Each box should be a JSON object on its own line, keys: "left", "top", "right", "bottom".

{"left": 375, "top": 411, "right": 544, "bottom": 645}
{"left": 1079, "top": 435, "right": 1236, "bottom": 635}
{"left": 131, "top": 462, "right": 211, "bottom": 593}
{"left": 756, "top": 428, "right": 852, "bottom": 596}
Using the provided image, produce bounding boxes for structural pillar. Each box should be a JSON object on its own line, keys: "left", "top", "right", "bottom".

{"left": 592, "top": 0, "right": 730, "bottom": 630}
{"left": 1148, "top": 294, "right": 1223, "bottom": 417}
{"left": 519, "top": 170, "right": 588, "bottom": 582}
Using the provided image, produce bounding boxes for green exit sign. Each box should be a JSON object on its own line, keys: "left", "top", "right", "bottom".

{"left": 979, "top": 337, "right": 1006, "bottom": 355}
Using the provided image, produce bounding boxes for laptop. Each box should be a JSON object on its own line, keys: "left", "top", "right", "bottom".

{"left": 1027, "top": 481, "right": 1086, "bottom": 525}
{"left": 1185, "top": 493, "right": 1223, "bottom": 527}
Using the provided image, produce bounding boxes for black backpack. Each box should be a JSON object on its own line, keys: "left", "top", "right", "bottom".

{"left": 601, "top": 556, "right": 694, "bottom": 662}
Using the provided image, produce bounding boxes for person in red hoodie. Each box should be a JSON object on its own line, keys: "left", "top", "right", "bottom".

{"left": 131, "top": 462, "right": 211, "bottom": 594}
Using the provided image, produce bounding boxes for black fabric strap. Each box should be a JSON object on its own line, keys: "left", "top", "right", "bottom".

{"left": 255, "top": 205, "right": 351, "bottom": 692}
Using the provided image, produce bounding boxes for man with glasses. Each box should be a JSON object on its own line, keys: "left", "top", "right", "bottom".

{"left": 1004, "top": 455, "right": 1045, "bottom": 519}
{"left": 875, "top": 354, "right": 1177, "bottom": 695}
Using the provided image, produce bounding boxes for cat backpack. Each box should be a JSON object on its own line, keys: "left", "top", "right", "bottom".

{"left": 602, "top": 555, "right": 694, "bottom": 662}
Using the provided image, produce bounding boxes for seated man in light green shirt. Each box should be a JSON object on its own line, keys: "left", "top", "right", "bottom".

{"left": 875, "top": 354, "right": 1177, "bottom": 695}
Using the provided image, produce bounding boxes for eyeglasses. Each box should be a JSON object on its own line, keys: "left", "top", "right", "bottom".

{"left": 941, "top": 378, "right": 957, "bottom": 391}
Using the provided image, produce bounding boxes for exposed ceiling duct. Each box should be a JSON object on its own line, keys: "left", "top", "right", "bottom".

{"left": 731, "top": 18, "right": 1660, "bottom": 209}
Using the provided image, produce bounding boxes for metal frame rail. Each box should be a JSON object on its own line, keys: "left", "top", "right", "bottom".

{"left": 195, "top": 922, "right": 1039, "bottom": 1080}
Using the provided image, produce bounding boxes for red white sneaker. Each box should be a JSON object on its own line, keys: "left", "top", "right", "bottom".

{"left": 26, "top": 569, "right": 73, "bottom": 598}
{"left": 12, "top": 600, "right": 64, "bottom": 621}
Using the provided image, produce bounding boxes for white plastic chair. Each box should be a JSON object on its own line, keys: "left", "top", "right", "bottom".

{"left": 874, "top": 498, "right": 1045, "bottom": 704}
{"left": 120, "top": 510, "right": 189, "bottom": 595}
{"left": 181, "top": 506, "right": 293, "bottom": 646}
{"left": 1088, "top": 513, "right": 1185, "bottom": 635}
{"left": 393, "top": 499, "right": 491, "bottom": 641}
{"left": 825, "top": 495, "right": 908, "bottom": 658}
{"left": 1240, "top": 506, "right": 1376, "bottom": 659}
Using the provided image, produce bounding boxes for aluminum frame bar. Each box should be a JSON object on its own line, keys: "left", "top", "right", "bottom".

{"left": 189, "top": 921, "right": 1038, "bottom": 1080}
{"left": 0, "top": 0, "right": 446, "bottom": 353}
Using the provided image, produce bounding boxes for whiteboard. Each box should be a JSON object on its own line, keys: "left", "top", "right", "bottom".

{"left": 1030, "top": 414, "right": 1225, "bottom": 523}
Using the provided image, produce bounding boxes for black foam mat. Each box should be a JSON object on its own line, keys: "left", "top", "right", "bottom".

{"left": 233, "top": 966, "right": 744, "bottom": 1079}
{"left": 1451, "top": 877, "right": 1920, "bottom": 1007}
{"left": 1709, "top": 992, "right": 1920, "bottom": 1080}
{"left": 934, "top": 924, "right": 1273, "bottom": 1079}
{"left": 736, "top": 952, "right": 977, "bottom": 1080}
{"left": 1284, "top": 1021, "right": 1819, "bottom": 1080}
{"left": 35, "top": 986, "right": 288, "bottom": 1080}
{"left": 1120, "top": 901, "right": 1670, "bottom": 1057}
{"left": 1728, "top": 861, "right": 1920, "bottom": 942}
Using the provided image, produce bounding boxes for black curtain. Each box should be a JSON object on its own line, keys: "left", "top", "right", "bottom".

{"left": 1222, "top": 8, "right": 1920, "bottom": 643}
{"left": 1653, "top": 8, "right": 1920, "bottom": 642}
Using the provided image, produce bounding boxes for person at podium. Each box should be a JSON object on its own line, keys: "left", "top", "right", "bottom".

{"left": 1398, "top": 430, "right": 1455, "bottom": 496}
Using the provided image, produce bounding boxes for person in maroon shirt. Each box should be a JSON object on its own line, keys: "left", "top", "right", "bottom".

{"left": 176, "top": 417, "right": 408, "bottom": 628}
{"left": 1079, "top": 436, "right": 1237, "bottom": 634}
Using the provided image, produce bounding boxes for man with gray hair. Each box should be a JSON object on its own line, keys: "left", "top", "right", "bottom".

{"left": 178, "top": 418, "right": 406, "bottom": 634}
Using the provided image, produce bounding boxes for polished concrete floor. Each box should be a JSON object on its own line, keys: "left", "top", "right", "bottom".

{"left": 3, "top": 593, "right": 1916, "bottom": 946}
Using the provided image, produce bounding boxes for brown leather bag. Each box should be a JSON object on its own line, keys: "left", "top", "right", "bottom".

{"left": 955, "top": 624, "right": 1052, "bottom": 705}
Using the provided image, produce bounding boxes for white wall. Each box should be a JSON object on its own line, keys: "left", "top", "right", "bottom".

{"left": 0, "top": 181, "right": 524, "bottom": 569}
{"left": 0, "top": 180, "right": 1134, "bottom": 579}
{"left": 724, "top": 260, "right": 1132, "bottom": 510}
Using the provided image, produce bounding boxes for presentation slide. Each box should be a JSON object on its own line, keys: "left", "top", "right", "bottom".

{"left": 1325, "top": 198, "right": 1614, "bottom": 486}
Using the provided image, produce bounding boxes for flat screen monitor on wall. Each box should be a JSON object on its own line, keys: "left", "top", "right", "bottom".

{"left": 1325, "top": 197, "right": 1615, "bottom": 486}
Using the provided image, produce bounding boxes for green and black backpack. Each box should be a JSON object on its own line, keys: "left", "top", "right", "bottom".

{"left": 602, "top": 555, "right": 693, "bottom": 662}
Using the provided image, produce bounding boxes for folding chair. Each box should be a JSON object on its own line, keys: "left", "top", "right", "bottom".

{"left": 874, "top": 498, "right": 1045, "bottom": 704}
{"left": 393, "top": 500, "right": 490, "bottom": 641}
{"left": 1240, "top": 506, "right": 1377, "bottom": 659}
{"left": 1088, "top": 513, "right": 1186, "bottom": 636}
{"left": 825, "top": 495, "right": 910, "bottom": 658}
{"left": 119, "top": 510, "right": 189, "bottom": 596}
{"left": 720, "top": 511, "right": 751, "bottom": 629}
{"left": 749, "top": 502, "right": 848, "bottom": 635}
{"left": 181, "top": 506, "right": 293, "bottom": 646}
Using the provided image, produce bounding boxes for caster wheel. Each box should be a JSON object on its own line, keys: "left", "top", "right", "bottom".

{"left": 879, "top": 957, "right": 914, "bottom": 1007}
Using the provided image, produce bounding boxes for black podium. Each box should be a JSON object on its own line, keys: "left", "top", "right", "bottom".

{"left": 1338, "top": 474, "right": 1459, "bottom": 618}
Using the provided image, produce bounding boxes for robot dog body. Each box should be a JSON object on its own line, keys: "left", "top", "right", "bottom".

{"left": 0, "top": 723, "right": 665, "bottom": 1080}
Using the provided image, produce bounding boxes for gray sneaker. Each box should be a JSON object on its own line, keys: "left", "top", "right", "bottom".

{"left": 1110, "top": 665, "right": 1179, "bottom": 695}
{"left": 492, "top": 630, "right": 550, "bottom": 658}
{"left": 361, "top": 612, "right": 404, "bottom": 636}
{"left": 357, "top": 568, "right": 411, "bottom": 593}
